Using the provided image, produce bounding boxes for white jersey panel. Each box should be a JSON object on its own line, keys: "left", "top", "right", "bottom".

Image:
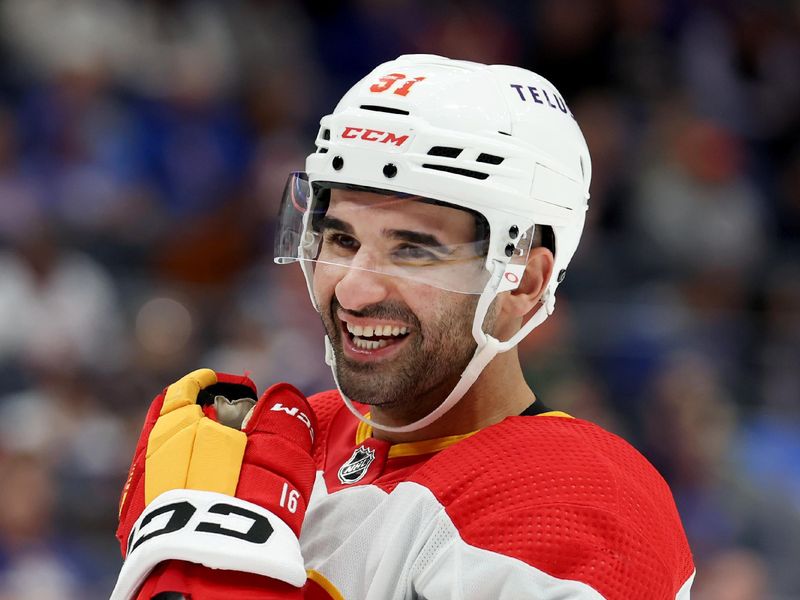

{"left": 301, "top": 473, "right": 433, "bottom": 599}
{"left": 676, "top": 571, "right": 695, "bottom": 600}
{"left": 301, "top": 474, "right": 613, "bottom": 599}
{"left": 411, "top": 514, "right": 606, "bottom": 599}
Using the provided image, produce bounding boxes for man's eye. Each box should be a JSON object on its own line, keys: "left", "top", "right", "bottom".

{"left": 394, "top": 244, "right": 439, "bottom": 263}
{"left": 324, "top": 232, "right": 359, "bottom": 251}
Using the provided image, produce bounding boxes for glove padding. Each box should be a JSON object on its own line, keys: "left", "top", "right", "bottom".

{"left": 114, "top": 369, "right": 317, "bottom": 600}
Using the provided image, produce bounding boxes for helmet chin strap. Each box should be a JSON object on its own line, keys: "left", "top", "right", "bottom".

{"left": 325, "top": 261, "right": 555, "bottom": 434}
{"left": 290, "top": 180, "right": 561, "bottom": 434}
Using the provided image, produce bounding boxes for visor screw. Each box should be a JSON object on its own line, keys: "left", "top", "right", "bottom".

{"left": 383, "top": 163, "right": 397, "bottom": 178}
{"left": 332, "top": 156, "right": 344, "bottom": 170}
{"left": 557, "top": 269, "right": 567, "bottom": 283}
{"left": 509, "top": 225, "right": 519, "bottom": 239}
{"left": 505, "top": 243, "right": 515, "bottom": 258}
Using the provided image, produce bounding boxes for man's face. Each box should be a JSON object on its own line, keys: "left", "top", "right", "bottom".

{"left": 311, "top": 188, "right": 489, "bottom": 421}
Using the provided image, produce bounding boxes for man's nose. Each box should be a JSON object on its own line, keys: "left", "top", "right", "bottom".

{"left": 334, "top": 265, "right": 393, "bottom": 312}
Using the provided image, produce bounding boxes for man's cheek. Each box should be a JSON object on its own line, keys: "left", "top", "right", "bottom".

{"left": 311, "top": 269, "right": 332, "bottom": 312}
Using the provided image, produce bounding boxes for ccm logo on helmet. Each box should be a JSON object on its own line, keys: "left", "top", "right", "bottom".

{"left": 342, "top": 127, "right": 409, "bottom": 146}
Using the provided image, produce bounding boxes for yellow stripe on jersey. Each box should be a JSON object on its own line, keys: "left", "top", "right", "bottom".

{"left": 387, "top": 432, "right": 478, "bottom": 458}
{"left": 306, "top": 569, "right": 345, "bottom": 600}
{"left": 355, "top": 412, "right": 478, "bottom": 458}
{"left": 353, "top": 410, "right": 572, "bottom": 460}
{"left": 537, "top": 410, "right": 574, "bottom": 418}
{"left": 355, "top": 415, "right": 372, "bottom": 445}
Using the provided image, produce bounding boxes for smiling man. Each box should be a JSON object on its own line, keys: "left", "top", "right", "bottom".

{"left": 114, "top": 55, "right": 695, "bottom": 600}
{"left": 312, "top": 188, "right": 495, "bottom": 429}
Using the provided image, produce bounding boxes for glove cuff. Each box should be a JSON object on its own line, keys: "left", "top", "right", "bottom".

{"left": 111, "top": 489, "right": 307, "bottom": 600}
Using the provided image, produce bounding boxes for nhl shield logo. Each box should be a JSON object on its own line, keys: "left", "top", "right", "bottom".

{"left": 338, "top": 445, "right": 376, "bottom": 484}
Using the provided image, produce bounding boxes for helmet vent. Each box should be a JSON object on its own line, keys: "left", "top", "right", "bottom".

{"left": 422, "top": 164, "right": 489, "bottom": 180}
{"left": 427, "top": 146, "right": 463, "bottom": 158}
{"left": 360, "top": 104, "right": 410, "bottom": 115}
{"left": 316, "top": 128, "right": 330, "bottom": 153}
{"left": 476, "top": 153, "right": 504, "bottom": 165}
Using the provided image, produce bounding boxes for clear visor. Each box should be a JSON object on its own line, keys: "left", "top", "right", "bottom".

{"left": 274, "top": 172, "right": 505, "bottom": 294}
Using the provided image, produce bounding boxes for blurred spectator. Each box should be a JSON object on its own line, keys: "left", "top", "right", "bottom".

{"left": 678, "top": 4, "right": 800, "bottom": 141}
{"left": 0, "top": 453, "right": 102, "bottom": 600}
{"left": 633, "top": 109, "right": 770, "bottom": 278}
{"left": 0, "top": 108, "right": 46, "bottom": 240}
{"left": 202, "top": 262, "right": 334, "bottom": 394}
{"left": 0, "top": 221, "right": 125, "bottom": 373}
{"left": 758, "top": 262, "right": 800, "bottom": 419}
{"left": 692, "top": 548, "right": 769, "bottom": 600}
{"left": 642, "top": 353, "right": 800, "bottom": 596}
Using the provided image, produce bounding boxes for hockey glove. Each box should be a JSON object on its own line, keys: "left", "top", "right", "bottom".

{"left": 113, "top": 369, "right": 317, "bottom": 600}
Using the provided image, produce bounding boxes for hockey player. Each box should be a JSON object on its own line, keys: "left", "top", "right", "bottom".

{"left": 113, "top": 55, "right": 695, "bottom": 599}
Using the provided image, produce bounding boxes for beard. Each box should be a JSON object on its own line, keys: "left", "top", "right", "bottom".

{"left": 320, "top": 293, "right": 482, "bottom": 422}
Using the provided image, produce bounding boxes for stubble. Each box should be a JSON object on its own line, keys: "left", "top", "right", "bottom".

{"left": 321, "top": 294, "right": 481, "bottom": 422}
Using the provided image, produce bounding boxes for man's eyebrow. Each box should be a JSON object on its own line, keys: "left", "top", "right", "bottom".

{"left": 316, "top": 215, "right": 353, "bottom": 234}
{"left": 385, "top": 229, "right": 453, "bottom": 253}
{"left": 318, "top": 217, "right": 455, "bottom": 253}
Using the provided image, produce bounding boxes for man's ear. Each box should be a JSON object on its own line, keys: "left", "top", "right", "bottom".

{"left": 501, "top": 247, "right": 554, "bottom": 318}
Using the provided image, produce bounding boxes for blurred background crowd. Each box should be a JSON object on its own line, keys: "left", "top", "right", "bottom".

{"left": 0, "top": 0, "right": 797, "bottom": 598}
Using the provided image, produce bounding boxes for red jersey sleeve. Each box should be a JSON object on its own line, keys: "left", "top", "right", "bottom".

{"left": 412, "top": 415, "right": 694, "bottom": 599}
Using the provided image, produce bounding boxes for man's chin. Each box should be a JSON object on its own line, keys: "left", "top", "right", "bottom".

{"left": 338, "top": 381, "right": 403, "bottom": 408}
{"left": 335, "top": 352, "right": 419, "bottom": 407}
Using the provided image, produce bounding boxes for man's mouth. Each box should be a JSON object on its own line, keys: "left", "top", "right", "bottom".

{"left": 338, "top": 314, "right": 412, "bottom": 361}
{"left": 346, "top": 322, "right": 409, "bottom": 350}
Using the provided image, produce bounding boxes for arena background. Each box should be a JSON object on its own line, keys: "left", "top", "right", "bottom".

{"left": 0, "top": 1, "right": 798, "bottom": 598}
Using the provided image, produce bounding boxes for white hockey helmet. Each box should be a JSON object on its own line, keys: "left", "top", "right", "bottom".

{"left": 275, "top": 54, "right": 591, "bottom": 432}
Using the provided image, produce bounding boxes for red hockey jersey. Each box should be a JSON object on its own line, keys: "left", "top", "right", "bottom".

{"left": 300, "top": 390, "right": 695, "bottom": 599}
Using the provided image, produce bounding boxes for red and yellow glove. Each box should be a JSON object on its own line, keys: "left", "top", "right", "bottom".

{"left": 113, "top": 369, "right": 317, "bottom": 600}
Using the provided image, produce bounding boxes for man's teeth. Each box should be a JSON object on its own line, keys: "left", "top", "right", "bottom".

{"left": 346, "top": 323, "right": 409, "bottom": 350}
{"left": 346, "top": 323, "right": 408, "bottom": 338}
{"left": 353, "top": 337, "right": 389, "bottom": 350}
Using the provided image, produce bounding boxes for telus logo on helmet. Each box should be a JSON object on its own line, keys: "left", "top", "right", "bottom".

{"left": 509, "top": 83, "right": 573, "bottom": 117}
{"left": 341, "top": 127, "right": 410, "bottom": 146}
